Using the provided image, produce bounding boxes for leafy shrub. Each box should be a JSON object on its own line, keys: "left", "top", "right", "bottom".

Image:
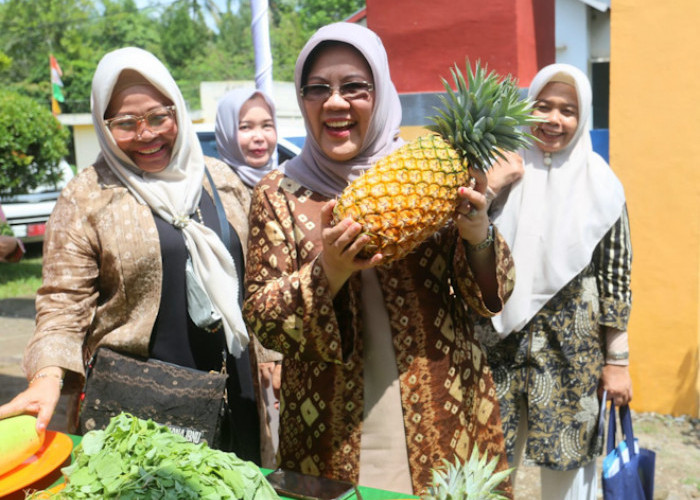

{"left": 0, "top": 90, "right": 69, "bottom": 196}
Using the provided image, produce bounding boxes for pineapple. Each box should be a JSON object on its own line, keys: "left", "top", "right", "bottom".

{"left": 333, "top": 61, "right": 539, "bottom": 263}
{"left": 421, "top": 445, "right": 513, "bottom": 500}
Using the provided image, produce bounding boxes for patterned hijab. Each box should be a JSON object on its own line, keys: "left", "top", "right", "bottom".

{"left": 215, "top": 88, "right": 279, "bottom": 188}
{"left": 284, "top": 22, "right": 403, "bottom": 197}
{"left": 91, "top": 47, "right": 249, "bottom": 357}
{"left": 490, "top": 63, "right": 626, "bottom": 336}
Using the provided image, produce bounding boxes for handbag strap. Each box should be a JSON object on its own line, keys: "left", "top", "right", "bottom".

{"left": 598, "top": 390, "right": 608, "bottom": 450}
{"left": 606, "top": 400, "right": 638, "bottom": 458}
{"left": 619, "top": 403, "right": 637, "bottom": 454}
{"left": 204, "top": 167, "right": 231, "bottom": 250}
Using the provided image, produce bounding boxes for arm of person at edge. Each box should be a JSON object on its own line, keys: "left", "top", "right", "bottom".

{"left": 0, "top": 234, "right": 25, "bottom": 262}
{"left": 319, "top": 166, "right": 500, "bottom": 310}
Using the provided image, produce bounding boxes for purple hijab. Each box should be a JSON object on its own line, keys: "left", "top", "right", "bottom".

{"left": 284, "top": 22, "right": 403, "bottom": 197}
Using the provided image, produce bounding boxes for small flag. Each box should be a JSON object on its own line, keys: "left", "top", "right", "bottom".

{"left": 50, "top": 54, "right": 64, "bottom": 115}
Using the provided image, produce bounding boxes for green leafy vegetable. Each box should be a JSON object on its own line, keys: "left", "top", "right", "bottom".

{"left": 30, "top": 413, "right": 279, "bottom": 499}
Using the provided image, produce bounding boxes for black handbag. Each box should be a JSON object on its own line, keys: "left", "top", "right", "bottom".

{"left": 79, "top": 167, "right": 238, "bottom": 450}
{"left": 78, "top": 346, "right": 230, "bottom": 448}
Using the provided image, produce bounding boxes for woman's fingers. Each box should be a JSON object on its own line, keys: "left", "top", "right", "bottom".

{"left": 469, "top": 167, "right": 489, "bottom": 194}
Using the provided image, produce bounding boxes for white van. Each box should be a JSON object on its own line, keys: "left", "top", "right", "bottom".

{"left": 1, "top": 160, "right": 75, "bottom": 243}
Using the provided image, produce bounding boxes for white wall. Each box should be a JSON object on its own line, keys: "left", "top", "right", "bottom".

{"left": 556, "top": 0, "right": 611, "bottom": 71}
{"left": 556, "top": 0, "right": 592, "bottom": 71}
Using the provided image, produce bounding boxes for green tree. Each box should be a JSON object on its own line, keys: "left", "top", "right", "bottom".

{"left": 213, "top": 3, "right": 255, "bottom": 80}
{"left": 159, "top": 0, "right": 212, "bottom": 73}
{"left": 89, "top": 0, "right": 162, "bottom": 55}
{"left": 61, "top": 0, "right": 165, "bottom": 112}
{"left": 297, "top": 0, "right": 365, "bottom": 36}
{"left": 0, "top": 0, "right": 367, "bottom": 118}
{"left": 0, "top": 90, "right": 70, "bottom": 196}
{"left": 270, "top": 10, "right": 306, "bottom": 81}
{"left": 0, "top": 0, "right": 94, "bottom": 109}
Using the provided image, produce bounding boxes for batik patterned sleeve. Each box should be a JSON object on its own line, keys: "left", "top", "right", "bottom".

{"left": 242, "top": 173, "right": 352, "bottom": 364}
{"left": 453, "top": 226, "right": 515, "bottom": 317}
{"left": 595, "top": 205, "right": 632, "bottom": 330}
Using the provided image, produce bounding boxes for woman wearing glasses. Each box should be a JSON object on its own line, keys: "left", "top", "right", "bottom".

{"left": 243, "top": 23, "right": 514, "bottom": 495}
{"left": 0, "top": 47, "right": 261, "bottom": 462}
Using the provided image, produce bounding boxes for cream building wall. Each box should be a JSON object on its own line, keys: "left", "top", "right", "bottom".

{"left": 611, "top": 0, "right": 700, "bottom": 416}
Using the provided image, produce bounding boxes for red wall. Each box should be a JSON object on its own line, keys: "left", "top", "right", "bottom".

{"left": 366, "top": 0, "right": 555, "bottom": 93}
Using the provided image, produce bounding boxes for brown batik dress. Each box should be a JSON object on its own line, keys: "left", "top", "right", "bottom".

{"left": 243, "top": 171, "right": 516, "bottom": 495}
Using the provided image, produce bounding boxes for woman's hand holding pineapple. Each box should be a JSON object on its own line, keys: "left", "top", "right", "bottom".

{"left": 320, "top": 199, "right": 383, "bottom": 297}
{"left": 455, "top": 167, "right": 491, "bottom": 246}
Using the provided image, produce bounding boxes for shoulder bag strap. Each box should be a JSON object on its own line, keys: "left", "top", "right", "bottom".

{"left": 204, "top": 167, "right": 231, "bottom": 250}
{"left": 204, "top": 167, "right": 235, "bottom": 370}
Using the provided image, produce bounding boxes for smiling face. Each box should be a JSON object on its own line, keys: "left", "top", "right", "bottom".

{"left": 105, "top": 84, "right": 178, "bottom": 173}
{"left": 302, "top": 43, "right": 375, "bottom": 162}
{"left": 531, "top": 81, "right": 579, "bottom": 154}
{"left": 237, "top": 94, "right": 277, "bottom": 168}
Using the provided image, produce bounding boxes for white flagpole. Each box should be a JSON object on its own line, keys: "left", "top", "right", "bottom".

{"left": 250, "top": 0, "right": 273, "bottom": 96}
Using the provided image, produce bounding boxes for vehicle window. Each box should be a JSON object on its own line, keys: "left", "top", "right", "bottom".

{"left": 198, "top": 132, "right": 219, "bottom": 159}
{"left": 277, "top": 147, "right": 295, "bottom": 164}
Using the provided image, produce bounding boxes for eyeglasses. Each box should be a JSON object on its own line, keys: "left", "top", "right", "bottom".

{"left": 104, "top": 105, "right": 176, "bottom": 140}
{"left": 300, "top": 81, "right": 374, "bottom": 102}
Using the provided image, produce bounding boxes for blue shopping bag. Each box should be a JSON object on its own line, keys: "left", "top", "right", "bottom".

{"left": 602, "top": 399, "right": 655, "bottom": 500}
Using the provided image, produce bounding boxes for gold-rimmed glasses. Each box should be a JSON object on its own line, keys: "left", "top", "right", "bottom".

{"left": 104, "top": 105, "right": 176, "bottom": 140}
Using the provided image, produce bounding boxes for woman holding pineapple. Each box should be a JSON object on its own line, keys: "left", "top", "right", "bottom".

{"left": 243, "top": 22, "right": 515, "bottom": 496}
{"left": 482, "top": 64, "right": 633, "bottom": 499}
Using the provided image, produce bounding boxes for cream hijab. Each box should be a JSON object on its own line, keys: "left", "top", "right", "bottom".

{"left": 283, "top": 22, "right": 404, "bottom": 197}
{"left": 91, "top": 47, "right": 248, "bottom": 357}
{"left": 490, "top": 63, "right": 626, "bottom": 336}
{"left": 215, "top": 88, "right": 279, "bottom": 188}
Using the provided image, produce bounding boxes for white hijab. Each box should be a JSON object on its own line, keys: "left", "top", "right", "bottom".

{"left": 490, "top": 63, "right": 626, "bottom": 336}
{"left": 283, "top": 22, "right": 404, "bottom": 197}
{"left": 215, "top": 88, "right": 279, "bottom": 188}
{"left": 91, "top": 47, "right": 249, "bottom": 357}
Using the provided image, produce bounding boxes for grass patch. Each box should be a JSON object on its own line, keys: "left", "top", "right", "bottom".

{"left": 682, "top": 477, "right": 700, "bottom": 491}
{"left": 0, "top": 256, "right": 43, "bottom": 299}
{"left": 634, "top": 421, "right": 659, "bottom": 435}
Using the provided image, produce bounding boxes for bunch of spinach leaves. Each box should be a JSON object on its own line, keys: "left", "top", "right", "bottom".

{"left": 42, "top": 413, "right": 279, "bottom": 499}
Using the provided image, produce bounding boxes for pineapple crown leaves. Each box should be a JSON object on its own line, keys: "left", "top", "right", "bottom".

{"left": 421, "top": 445, "right": 514, "bottom": 500}
{"left": 427, "top": 59, "right": 541, "bottom": 172}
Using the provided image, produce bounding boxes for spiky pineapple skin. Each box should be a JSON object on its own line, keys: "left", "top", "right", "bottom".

{"left": 333, "top": 134, "right": 470, "bottom": 262}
